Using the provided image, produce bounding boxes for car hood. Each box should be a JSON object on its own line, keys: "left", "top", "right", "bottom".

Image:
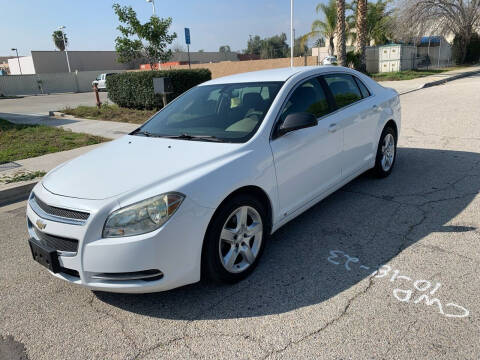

{"left": 42, "top": 135, "right": 242, "bottom": 200}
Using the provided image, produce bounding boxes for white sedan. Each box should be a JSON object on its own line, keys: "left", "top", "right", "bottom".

{"left": 322, "top": 56, "right": 338, "bottom": 65}
{"left": 26, "top": 66, "right": 400, "bottom": 293}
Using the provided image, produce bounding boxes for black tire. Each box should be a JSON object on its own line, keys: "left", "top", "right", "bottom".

{"left": 373, "top": 125, "right": 397, "bottom": 178}
{"left": 202, "top": 194, "right": 269, "bottom": 284}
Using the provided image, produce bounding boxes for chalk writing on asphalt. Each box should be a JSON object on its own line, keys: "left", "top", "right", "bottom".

{"left": 327, "top": 250, "right": 469, "bottom": 319}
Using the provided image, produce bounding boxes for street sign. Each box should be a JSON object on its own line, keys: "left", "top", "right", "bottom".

{"left": 185, "top": 28, "right": 191, "bottom": 45}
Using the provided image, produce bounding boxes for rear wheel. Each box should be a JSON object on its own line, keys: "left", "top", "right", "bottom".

{"left": 374, "top": 125, "right": 397, "bottom": 178}
{"left": 203, "top": 194, "right": 268, "bottom": 283}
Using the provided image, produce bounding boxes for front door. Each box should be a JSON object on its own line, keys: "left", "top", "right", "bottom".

{"left": 322, "top": 73, "right": 380, "bottom": 177}
{"left": 270, "top": 77, "right": 343, "bottom": 218}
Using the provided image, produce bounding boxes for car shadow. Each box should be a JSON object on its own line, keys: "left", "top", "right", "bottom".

{"left": 95, "top": 147, "right": 480, "bottom": 320}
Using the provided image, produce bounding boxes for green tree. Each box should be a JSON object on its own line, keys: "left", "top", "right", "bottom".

{"left": 113, "top": 3, "right": 177, "bottom": 68}
{"left": 52, "top": 30, "right": 68, "bottom": 51}
{"left": 219, "top": 45, "right": 231, "bottom": 59}
{"left": 245, "top": 35, "right": 263, "bottom": 56}
{"left": 301, "top": 0, "right": 337, "bottom": 56}
{"left": 294, "top": 36, "right": 309, "bottom": 57}
{"left": 348, "top": 0, "right": 394, "bottom": 45}
{"left": 245, "top": 34, "right": 290, "bottom": 59}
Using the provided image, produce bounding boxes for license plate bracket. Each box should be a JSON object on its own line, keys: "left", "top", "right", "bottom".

{"left": 28, "top": 238, "right": 60, "bottom": 273}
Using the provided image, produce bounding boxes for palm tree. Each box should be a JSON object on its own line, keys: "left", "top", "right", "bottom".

{"left": 300, "top": 0, "right": 337, "bottom": 56}
{"left": 355, "top": 0, "right": 368, "bottom": 72}
{"left": 336, "top": 0, "right": 347, "bottom": 66}
{"left": 348, "top": 0, "right": 394, "bottom": 46}
{"left": 52, "top": 30, "right": 68, "bottom": 51}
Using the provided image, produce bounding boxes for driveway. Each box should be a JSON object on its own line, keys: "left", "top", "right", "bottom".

{"left": 0, "top": 92, "right": 109, "bottom": 116}
{"left": 0, "top": 92, "right": 136, "bottom": 139}
{"left": 1, "top": 75, "right": 479, "bottom": 359}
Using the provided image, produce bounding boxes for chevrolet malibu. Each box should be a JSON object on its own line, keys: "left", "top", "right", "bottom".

{"left": 27, "top": 66, "right": 400, "bottom": 293}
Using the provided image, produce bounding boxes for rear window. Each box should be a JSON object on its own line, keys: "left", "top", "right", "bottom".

{"left": 354, "top": 77, "right": 371, "bottom": 98}
{"left": 324, "top": 74, "right": 362, "bottom": 109}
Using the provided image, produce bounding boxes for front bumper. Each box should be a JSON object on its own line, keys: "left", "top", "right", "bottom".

{"left": 26, "top": 184, "right": 215, "bottom": 293}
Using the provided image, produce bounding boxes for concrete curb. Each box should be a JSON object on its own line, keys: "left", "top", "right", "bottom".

{"left": 0, "top": 180, "right": 37, "bottom": 207}
{"left": 421, "top": 69, "right": 480, "bottom": 89}
{"left": 399, "top": 69, "right": 480, "bottom": 95}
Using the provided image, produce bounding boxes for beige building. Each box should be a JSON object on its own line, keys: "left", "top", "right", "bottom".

{"left": 8, "top": 51, "right": 136, "bottom": 75}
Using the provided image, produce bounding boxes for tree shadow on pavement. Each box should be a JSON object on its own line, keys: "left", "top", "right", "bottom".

{"left": 95, "top": 147, "right": 480, "bottom": 320}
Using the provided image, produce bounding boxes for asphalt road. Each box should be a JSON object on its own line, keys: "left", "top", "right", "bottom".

{"left": 1, "top": 75, "right": 479, "bottom": 360}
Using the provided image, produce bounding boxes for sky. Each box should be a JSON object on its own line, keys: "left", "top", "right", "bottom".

{"left": 1, "top": 0, "right": 324, "bottom": 56}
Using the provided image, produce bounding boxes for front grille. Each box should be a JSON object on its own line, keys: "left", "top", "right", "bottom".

{"left": 31, "top": 222, "right": 79, "bottom": 253}
{"left": 32, "top": 194, "right": 90, "bottom": 221}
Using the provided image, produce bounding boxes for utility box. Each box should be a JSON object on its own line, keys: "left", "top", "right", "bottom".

{"left": 378, "top": 44, "right": 417, "bottom": 73}
{"left": 153, "top": 77, "right": 173, "bottom": 94}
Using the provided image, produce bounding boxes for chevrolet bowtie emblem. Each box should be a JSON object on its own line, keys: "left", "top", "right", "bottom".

{"left": 36, "top": 219, "right": 47, "bottom": 230}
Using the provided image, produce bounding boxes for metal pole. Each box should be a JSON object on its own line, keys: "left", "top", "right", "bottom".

{"left": 290, "top": 0, "right": 294, "bottom": 67}
{"left": 438, "top": 38, "right": 441, "bottom": 68}
{"left": 187, "top": 44, "right": 191, "bottom": 69}
{"left": 14, "top": 49, "right": 22, "bottom": 75}
{"left": 152, "top": 0, "right": 156, "bottom": 15}
{"left": 61, "top": 30, "right": 71, "bottom": 72}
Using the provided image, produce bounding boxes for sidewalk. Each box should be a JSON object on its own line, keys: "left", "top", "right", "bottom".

{"left": 0, "top": 144, "right": 104, "bottom": 206}
{"left": 0, "top": 113, "right": 138, "bottom": 140}
{"left": 380, "top": 65, "right": 480, "bottom": 94}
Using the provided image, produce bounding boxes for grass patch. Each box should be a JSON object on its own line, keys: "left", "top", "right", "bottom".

{"left": 0, "top": 171, "right": 46, "bottom": 184}
{"left": 370, "top": 69, "right": 450, "bottom": 81}
{"left": 0, "top": 118, "right": 107, "bottom": 164}
{"left": 61, "top": 104, "right": 156, "bottom": 124}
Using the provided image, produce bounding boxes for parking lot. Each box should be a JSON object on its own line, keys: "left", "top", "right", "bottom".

{"left": 1, "top": 74, "right": 479, "bottom": 360}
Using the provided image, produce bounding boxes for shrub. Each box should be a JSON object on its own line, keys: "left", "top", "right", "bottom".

{"left": 465, "top": 33, "right": 480, "bottom": 63}
{"left": 107, "top": 69, "right": 212, "bottom": 110}
{"left": 453, "top": 33, "right": 480, "bottom": 64}
{"left": 346, "top": 51, "right": 362, "bottom": 72}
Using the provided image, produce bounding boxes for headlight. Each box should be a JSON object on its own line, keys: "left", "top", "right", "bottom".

{"left": 103, "top": 193, "right": 185, "bottom": 238}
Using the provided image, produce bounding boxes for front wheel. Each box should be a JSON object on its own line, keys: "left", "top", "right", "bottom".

{"left": 373, "top": 125, "right": 397, "bottom": 178}
{"left": 202, "top": 194, "right": 268, "bottom": 283}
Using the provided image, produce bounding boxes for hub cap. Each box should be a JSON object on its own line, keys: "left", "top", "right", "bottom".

{"left": 381, "top": 133, "right": 395, "bottom": 172}
{"left": 219, "top": 206, "right": 263, "bottom": 273}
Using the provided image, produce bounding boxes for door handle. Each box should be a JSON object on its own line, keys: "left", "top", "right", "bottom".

{"left": 328, "top": 123, "right": 338, "bottom": 133}
{"left": 372, "top": 104, "right": 379, "bottom": 110}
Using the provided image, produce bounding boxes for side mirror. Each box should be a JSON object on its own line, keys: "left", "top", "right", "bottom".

{"left": 277, "top": 112, "right": 318, "bottom": 136}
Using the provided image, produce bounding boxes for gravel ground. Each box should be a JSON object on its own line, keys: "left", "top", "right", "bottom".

{"left": 1, "top": 74, "right": 479, "bottom": 360}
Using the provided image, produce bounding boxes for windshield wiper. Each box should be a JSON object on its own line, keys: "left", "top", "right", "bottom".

{"left": 161, "top": 133, "right": 225, "bottom": 142}
{"left": 130, "top": 129, "right": 154, "bottom": 137}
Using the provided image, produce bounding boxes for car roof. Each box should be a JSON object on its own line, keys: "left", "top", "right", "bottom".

{"left": 201, "top": 66, "right": 340, "bottom": 85}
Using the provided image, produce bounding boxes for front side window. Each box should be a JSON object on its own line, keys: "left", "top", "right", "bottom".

{"left": 324, "top": 74, "right": 362, "bottom": 109}
{"left": 138, "top": 82, "right": 283, "bottom": 143}
{"left": 280, "top": 78, "right": 330, "bottom": 121}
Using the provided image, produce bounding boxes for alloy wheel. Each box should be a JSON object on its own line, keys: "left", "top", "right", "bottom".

{"left": 218, "top": 206, "right": 263, "bottom": 273}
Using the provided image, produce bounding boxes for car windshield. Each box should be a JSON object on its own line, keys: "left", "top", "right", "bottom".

{"left": 136, "top": 82, "right": 284, "bottom": 143}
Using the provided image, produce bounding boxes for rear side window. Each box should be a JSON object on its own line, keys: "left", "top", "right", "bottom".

{"left": 354, "top": 77, "right": 371, "bottom": 98}
{"left": 281, "top": 79, "right": 330, "bottom": 120}
{"left": 324, "top": 74, "right": 362, "bottom": 109}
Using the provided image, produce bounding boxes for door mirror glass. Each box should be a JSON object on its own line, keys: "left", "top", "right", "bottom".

{"left": 278, "top": 112, "right": 318, "bottom": 136}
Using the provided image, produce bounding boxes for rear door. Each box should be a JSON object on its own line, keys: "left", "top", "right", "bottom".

{"left": 270, "top": 77, "right": 343, "bottom": 217}
{"left": 322, "top": 73, "right": 379, "bottom": 178}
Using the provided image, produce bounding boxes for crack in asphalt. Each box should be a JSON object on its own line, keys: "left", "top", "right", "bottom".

{"left": 382, "top": 319, "right": 418, "bottom": 358}
{"left": 259, "top": 275, "right": 376, "bottom": 359}
{"left": 86, "top": 294, "right": 141, "bottom": 359}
